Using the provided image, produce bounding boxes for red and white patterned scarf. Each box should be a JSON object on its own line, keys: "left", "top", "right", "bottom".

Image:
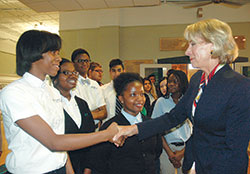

{"left": 192, "top": 64, "right": 224, "bottom": 117}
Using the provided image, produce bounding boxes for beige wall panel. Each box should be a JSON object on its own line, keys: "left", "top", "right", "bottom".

{"left": 60, "top": 26, "right": 120, "bottom": 83}
{"left": 0, "top": 51, "right": 16, "bottom": 75}
{"left": 230, "top": 22, "right": 250, "bottom": 58}
{"left": 119, "top": 24, "right": 187, "bottom": 61}
{"left": 59, "top": 22, "right": 250, "bottom": 83}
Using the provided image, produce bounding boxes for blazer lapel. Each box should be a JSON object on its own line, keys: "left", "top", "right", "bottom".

{"left": 193, "top": 64, "right": 232, "bottom": 120}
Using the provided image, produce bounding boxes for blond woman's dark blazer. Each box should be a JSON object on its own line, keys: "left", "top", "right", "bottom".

{"left": 137, "top": 64, "right": 250, "bottom": 174}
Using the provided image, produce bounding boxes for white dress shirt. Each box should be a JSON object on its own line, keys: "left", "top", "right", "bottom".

{"left": 75, "top": 75, "right": 106, "bottom": 124}
{"left": 61, "top": 91, "right": 82, "bottom": 128}
{"left": 151, "top": 96, "right": 192, "bottom": 143}
{"left": 121, "top": 109, "right": 142, "bottom": 125}
{"left": 0, "top": 72, "right": 67, "bottom": 174}
{"left": 101, "top": 81, "right": 116, "bottom": 122}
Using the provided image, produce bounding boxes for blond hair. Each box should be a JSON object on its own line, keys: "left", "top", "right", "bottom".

{"left": 184, "top": 19, "right": 238, "bottom": 64}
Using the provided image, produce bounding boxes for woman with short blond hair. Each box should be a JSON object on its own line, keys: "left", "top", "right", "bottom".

{"left": 114, "top": 19, "right": 250, "bottom": 174}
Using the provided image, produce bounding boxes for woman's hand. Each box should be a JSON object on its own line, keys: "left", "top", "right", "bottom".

{"left": 113, "top": 125, "right": 138, "bottom": 147}
{"left": 84, "top": 168, "right": 91, "bottom": 174}
{"left": 173, "top": 148, "right": 185, "bottom": 162}
{"left": 169, "top": 154, "right": 182, "bottom": 168}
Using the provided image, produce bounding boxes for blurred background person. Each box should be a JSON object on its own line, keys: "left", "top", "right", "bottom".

{"left": 88, "top": 62, "right": 104, "bottom": 86}
{"left": 146, "top": 76, "right": 168, "bottom": 118}
{"left": 157, "top": 76, "right": 168, "bottom": 98}
{"left": 151, "top": 70, "right": 191, "bottom": 174}
{"left": 148, "top": 74, "right": 156, "bottom": 85}
{"left": 148, "top": 74, "right": 159, "bottom": 100}
{"left": 143, "top": 77, "right": 157, "bottom": 105}
{"left": 101, "top": 59, "right": 125, "bottom": 123}
{"left": 143, "top": 77, "right": 158, "bottom": 116}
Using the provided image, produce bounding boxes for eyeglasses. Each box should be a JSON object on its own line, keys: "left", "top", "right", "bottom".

{"left": 94, "top": 70, "right": 103, "bottom": 73}
{"left": 60, "top": 71, "right": 79, "bottom": 76}
{"left": 75, "top": 59, "right": 90, "bottom": 63}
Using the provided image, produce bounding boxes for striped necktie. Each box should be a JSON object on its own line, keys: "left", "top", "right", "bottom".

{"left": 115, "top": 95, "right": 123, "bottom": 115}
{"left": 193, "top": 63, "right": 220, "bottom": 116}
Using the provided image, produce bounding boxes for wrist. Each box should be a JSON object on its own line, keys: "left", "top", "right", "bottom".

{"left": 106, "top": 129, "right": 114, "bottom": 142}
{"left": 132, "top": 124, "right": 139, "bottom": 135}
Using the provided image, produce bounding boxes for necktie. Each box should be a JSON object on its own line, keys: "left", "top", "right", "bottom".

{"left": 115, "top": 95, "right": 122, "bottom": 115}
{"left": 81, "top": 78, "right": 90, "bottom": 85}
{"left": 192, "top": 63, "right": 220, "bottom": 118}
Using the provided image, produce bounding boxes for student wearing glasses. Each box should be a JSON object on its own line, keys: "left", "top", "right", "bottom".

{"left": 88, "top": 62, "right": 104, "bottom": 86}
{"left": 51, "top": 58, "right": 96, "bottom": 174}
{"left": 71, "top": 48, "right": 107, "bottom": 128}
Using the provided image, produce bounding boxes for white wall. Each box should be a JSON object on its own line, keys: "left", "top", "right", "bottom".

{"left": 60, "top": 3, "right": 250, "bottom": 30}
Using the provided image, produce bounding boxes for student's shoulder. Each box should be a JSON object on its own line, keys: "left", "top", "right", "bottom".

{"left": 88, "top": 78, "right": 103, "bottom": 90}
{"left": 101, "top": 81, "right": 112, "bottom": 90}
{"left": 0, "top": 78, "right": 29, "bottom": 96}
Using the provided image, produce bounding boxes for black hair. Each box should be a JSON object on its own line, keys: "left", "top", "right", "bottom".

{"left": 88, "top": 62, "right": 102, "bottom": 71}
{"left": 165, "top": 70, "right": 188, "bottom": 98}
{"left": 87, "top": 62, "right": 102, "bottom": 76}
{"left": 148, "top": 74, "right": 155, "bottom": 79}
{"left": 71, "top": 48, "right": 90, "bottom": 62}
{"left": 51, "top": 58, "right": 71, "bottom": 82}
{"left": 113, "top": 72, "right": 143, "bottom": 96}
{"left": 109, "top": 59, "right": 124, "bottom": 70}
{"left": 16, "top": 30, "right": 61, "bottom": 76}
{"left": 167, "top": 69, "right": 175, "bottom": 77}
{"left": 157, "top": 76, "right": 168, "bottom": 97}
{"left": 142, "top": 77, "right": 152, "bottom": 86}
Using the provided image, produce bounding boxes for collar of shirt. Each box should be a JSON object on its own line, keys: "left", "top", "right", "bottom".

{"left": 78, "top": 75, "right": 90, "bottom": 85}
{"left": 61, "top": 90, "right": 77, "bottom": 103}
{"left": 24, "top": 72, "right": 47, "bottom": 88}
{"left": 110, "top": 80, "right": 114, "bottom": 87}
{"left": 169, "top": 94, "right": 183, "bottom": 102}
{"left": 121, "top": 109, "right": 142, "bottom": 125}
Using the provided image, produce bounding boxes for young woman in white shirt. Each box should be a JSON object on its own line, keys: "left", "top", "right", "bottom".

{"left": 0, "top": 30, "right": 118, "bottom": 174}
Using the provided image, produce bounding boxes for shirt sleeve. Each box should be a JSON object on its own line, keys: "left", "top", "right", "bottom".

{"left": 93, "top": 82, "right": 106, "bottom": 107}
{"left": 151, "top": 98, "right": 164, "bottom": 119}
{"left": 0, "top": 85, "right": 39, "bottom": 122}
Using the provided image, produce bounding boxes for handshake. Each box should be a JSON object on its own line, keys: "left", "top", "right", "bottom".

{"left": 105, "top": 122, "right": 139, "bottom": 147}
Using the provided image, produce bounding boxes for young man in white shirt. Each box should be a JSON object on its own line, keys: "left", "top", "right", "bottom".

{"left": 71, "top": 48, "right": 107, "bottom": 127}
{"left": 101, "top": 59, "right": 125, "bottom": 122}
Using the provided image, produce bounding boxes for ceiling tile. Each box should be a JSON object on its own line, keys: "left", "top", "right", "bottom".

{"left": 105, "top": 0, "right": 134, "bottom": 8}
{"left": 134, "top": 0, "right": 160, "bottom": 6}
{"left": 22, "top": 1, "right": 57, "bottom": 12}
{"left": 76, "top": 0, "right": 107, "bottom": 10}
{"left": 49, "top": 0, "right": 82, "bottom": 11}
